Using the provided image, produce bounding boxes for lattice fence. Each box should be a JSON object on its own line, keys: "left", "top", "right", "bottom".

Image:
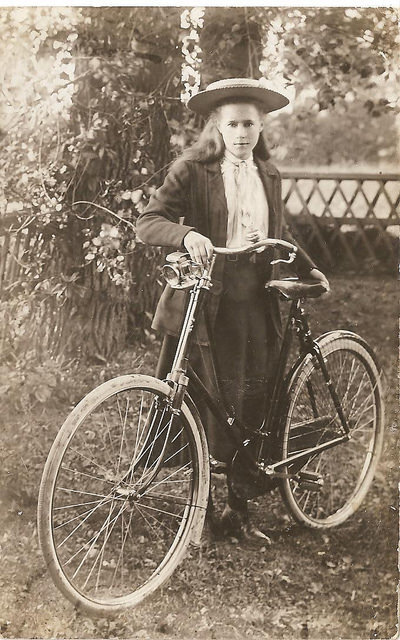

{"left": 281, "top": 171, "right": 399, "bottom": 270}
{"left": 1, "top": 172, "right": 399, "bottom": 295}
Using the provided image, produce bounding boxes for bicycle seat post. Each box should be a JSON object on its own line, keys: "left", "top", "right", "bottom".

{"left": 293, "top": 301, "right": 313, "bottom": 352}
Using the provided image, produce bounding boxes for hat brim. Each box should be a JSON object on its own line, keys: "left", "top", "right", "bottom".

{"left": 187, "top": 85, "right": 289, "bottom": 116}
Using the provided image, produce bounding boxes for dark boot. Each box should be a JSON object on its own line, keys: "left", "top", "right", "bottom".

{"left": 220, "top": 477, "right": 271, "bottom": 544}
{"left": 204, "top": 490, "right": 220, "bottom": 538}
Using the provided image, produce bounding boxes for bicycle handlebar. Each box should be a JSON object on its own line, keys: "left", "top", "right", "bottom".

{"left": 213, "top": 238, "right": 297, "bottom": 255}
{"left": 162, "top": 239, "right": 299, "bottom": 290}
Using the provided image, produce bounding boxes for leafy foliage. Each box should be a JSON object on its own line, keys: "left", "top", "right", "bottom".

{"left": 199, "top": 6, "right": 399, "bottom": 166}
{"left": 0, "top": 7, "right": 186, "bottom": 359}
{"left": 0, "top": 6, "right": 398, "bottom": 360}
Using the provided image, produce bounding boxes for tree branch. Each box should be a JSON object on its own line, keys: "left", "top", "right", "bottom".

{"left": 72, "top": 201, "right": 136, "bottom": 231}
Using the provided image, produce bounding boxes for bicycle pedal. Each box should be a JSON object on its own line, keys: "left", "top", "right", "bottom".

{"left": 297, "top": 471, "right": 324, "bottom": 492}
{"left": 298, "top": 470, "right": 322, "bottom": 482}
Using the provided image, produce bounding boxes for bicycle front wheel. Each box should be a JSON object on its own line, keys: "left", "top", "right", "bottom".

{"left": 280, "top": 332, "right": 384, "bottom": 528}
{"left": 37, "top": 375, "right": 209, "bottom": 616}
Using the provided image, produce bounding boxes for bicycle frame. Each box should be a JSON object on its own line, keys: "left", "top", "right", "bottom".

{"left": 257, "top": 298, "right": 350, "bottom": 479}
{"left": 162, "top": 245, "right": 349, "bottom": 482}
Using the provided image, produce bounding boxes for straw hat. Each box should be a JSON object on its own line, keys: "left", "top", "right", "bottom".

{"left": 187, "top": 77, "right": 289, "bottom": 116}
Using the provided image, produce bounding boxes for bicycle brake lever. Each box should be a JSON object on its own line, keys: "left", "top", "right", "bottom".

{"left": 271, "top": 249, "right": 297, "bottom": 266}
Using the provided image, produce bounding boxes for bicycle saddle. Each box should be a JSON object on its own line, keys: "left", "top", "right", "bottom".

{"left": 265, "top": 279, "right": 328, "bottom": 300}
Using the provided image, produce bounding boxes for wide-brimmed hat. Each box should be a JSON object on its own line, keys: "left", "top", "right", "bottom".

{"left": 187, "top": 77, "right": 289, "bottom": 116}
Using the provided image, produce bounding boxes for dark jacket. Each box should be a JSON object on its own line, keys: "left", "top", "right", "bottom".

{"left": 136, "top": 156, "right": 316, "bottom": 344}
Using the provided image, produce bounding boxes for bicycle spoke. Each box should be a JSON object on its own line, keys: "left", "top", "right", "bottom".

{"left": 134, "top": 502, "right": 169, "bottom": 542}
{"left": 132, "top": 408, "right": 170, "bottom": 480}
{"left": 135, "top": 500, "right": 185, "bottom": 521}
{"left": 138, "top": 410, "right": 171, "bottom": 484}
{"left": 164, "top": 442, "right": 189, "bottom": 465}
{"left": 343, "top": 369, "right": 369, "bottom": 416}
{"left": 60, "top": 465, "right": 117, "bottom": 486}
{"left": 143, "top": 491, "right": 191, "bottom": 507}
{"left": 102, "top": 406, "right": 118, "bottom": 475}
{"left": 54, "top": 496, "right": 116, "bottom": 530}
{"left": 350, "top": 402, "right": 375, "bottom": 429}
{"left": 67, "top": 447, "right": 111, "bottom": 477}
{"left": 74, "top": 500, "right": 128, "bottom": 582}
{"left": 54, "top": 498, "right": 108, "bottom": 511}
{"left": 128, "top": 391, "right": 145, "bottom": 482}
{"left": 109, "top": 508, "right": 134, "bottom": 592}
{"left": 56, "top": 487, "right": 112, "bottom": 499}
{"left": 171, "top": 426, "right": 185, "bottom": 442}
{"left": 144, "top": 461, "right": 192, "bottom": 495}
{"left": 56, "top": 490, "right": 116, "bottom": 550}
{"left": 83, "top": 498, "right": 120, "bottom": 590}
{"left": 135, "top": 502, "right": 181, "bottom": 538}
{"left": 116, "top": 395, "right": 130, "bottom": 476}
{"left": 340, "top": 356, "right": 360, "bottom": 408}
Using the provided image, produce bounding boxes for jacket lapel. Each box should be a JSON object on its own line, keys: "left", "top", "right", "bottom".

{"left": 254, "top": 158, "right": 280, "bottom": 239}
{"left": 205, "top": 161, "right": 228, "bottom": 247}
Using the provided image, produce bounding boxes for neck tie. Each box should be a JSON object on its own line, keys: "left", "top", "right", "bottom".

{"left": 222, "top": 155, "right": 268, "bottom": 249}
{"left": 235, "top": 161, "right": 253, "bottom": 233}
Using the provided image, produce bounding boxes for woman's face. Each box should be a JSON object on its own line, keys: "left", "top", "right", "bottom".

{"left": 215, "top": 102, "right": 264, "bottom": 160}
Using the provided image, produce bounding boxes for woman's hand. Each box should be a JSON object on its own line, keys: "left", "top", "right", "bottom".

{"left": 245, "top": 229, "right": 262, "bottom": 243}
{"left": 308, "top": 268, "right": 330, "bottom": 292}
{"left": 183, "top": 230, "right": 214, "bottom": 266}
{"left": 245, "top": 229, "right": 265, "bottom": 253}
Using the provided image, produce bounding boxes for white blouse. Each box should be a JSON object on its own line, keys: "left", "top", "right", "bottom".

{"left": 220, "top": 151, "right": 269, "bottom": 248}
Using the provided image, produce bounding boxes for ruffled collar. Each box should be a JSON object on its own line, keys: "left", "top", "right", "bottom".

{"left": 221, "top": 151, "right": 257, "bottom": 176}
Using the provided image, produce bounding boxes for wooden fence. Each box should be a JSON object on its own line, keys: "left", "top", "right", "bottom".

{"left": 1, "top": 171, "right": 399, "bottom": 295}
{"left": 281, "top": 171, "right": 399, "bottom": 269}
{"left": 0, "top": 215, "right": 33, "bottom": 295}
{"left": 0, "top": 214, "right": 159, "bottom": 359}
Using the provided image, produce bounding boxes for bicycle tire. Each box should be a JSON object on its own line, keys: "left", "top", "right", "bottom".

{"left": 37, "top": 374, "right": 210, "bottom": 616}
{"left": 280, "top": 331, "right": 384, "bottom": 528}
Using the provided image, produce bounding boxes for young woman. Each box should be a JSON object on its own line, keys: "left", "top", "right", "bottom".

{"left": 137, "top": 78, "right": 329, "bottom": 541}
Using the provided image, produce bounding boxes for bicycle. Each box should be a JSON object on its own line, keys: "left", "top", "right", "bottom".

{"left": 37, "top": 238, "right": 385, "bottom": 616}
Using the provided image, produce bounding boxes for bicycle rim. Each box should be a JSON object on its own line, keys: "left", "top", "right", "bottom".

{"left": 38, "top": 375, "right": 209, "bottom": 615}
{"left": 280, "top": 335, "right": 384, "bottom": 528}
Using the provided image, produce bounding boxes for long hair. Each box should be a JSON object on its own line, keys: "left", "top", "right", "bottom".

{"left": 182, "top": 100, "right": 271, "bottom": 163}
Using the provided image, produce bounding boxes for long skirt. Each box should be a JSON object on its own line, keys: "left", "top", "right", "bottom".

{"left": 155, "top": 258, "right": 281, "bottom": 463}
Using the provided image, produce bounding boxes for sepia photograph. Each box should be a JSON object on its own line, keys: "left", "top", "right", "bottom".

{"left": 0, "top": 3, "right": 398, "bottom": 639}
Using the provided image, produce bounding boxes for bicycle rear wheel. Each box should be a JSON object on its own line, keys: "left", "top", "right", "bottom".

{"left": 280, "top": 332, "right": 384, "bottom": 528}
{"left": 37, "top": 375, "right": 209, "bottom": 616}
